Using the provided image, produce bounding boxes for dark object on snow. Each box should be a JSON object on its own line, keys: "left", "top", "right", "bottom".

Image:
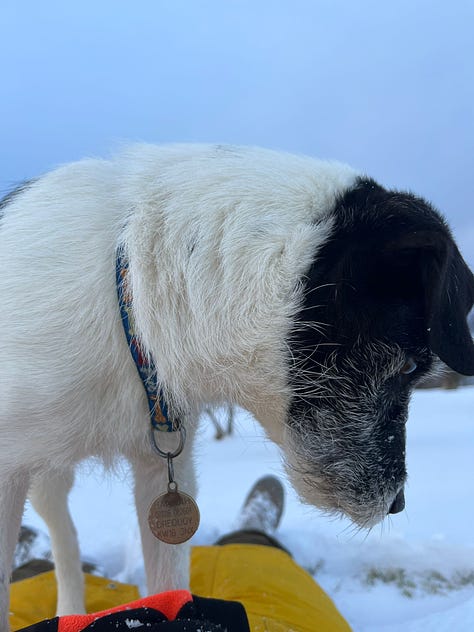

{"left": 205, "top": 404, "right": 235, "bottom": 440}
{"left": 12, "top": 559, "right": 97, "bottom": 583}
{"left": 14, "top": 527, "right": 42, "bottom": 569}
{"left": 17, "top": 591, "right": 250, "bottom": 632}
{"left": 12, "top": 559, "right": 54, "bottom": 583}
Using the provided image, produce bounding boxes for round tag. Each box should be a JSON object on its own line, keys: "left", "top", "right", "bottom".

{"left": 148, "top": 484, "right": 200, "bottom": 544}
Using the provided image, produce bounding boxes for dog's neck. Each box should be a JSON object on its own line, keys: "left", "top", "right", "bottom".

{"left": 116, "top": 144, "right": 358, "bottom": 440}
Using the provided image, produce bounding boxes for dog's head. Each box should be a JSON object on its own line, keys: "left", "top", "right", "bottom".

{"left": 286, "top": 178, "right": 474, "bottom": 527}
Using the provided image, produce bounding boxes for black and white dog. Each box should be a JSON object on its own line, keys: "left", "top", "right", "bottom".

{"left": 1, "top": 144, "right": 473, "bottom": 626}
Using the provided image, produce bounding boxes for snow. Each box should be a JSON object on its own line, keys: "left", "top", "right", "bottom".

{"left": 22, "top": 388, "right": 474, "bottom": 631}
{"left": 124, "top": 619, "right": 144, "bottom": 629}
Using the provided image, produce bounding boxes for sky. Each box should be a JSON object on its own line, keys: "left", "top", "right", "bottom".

{"left": 1, "top": 0, "right": 473, "bottom": 260}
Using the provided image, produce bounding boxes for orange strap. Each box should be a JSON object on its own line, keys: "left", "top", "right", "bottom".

{"left": 58, "top": 590, "right": 193, "bottom": 632}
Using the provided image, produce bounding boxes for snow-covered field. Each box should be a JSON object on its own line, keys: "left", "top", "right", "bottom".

{"left": 23, "top": 388, "right": 474, "bottom": 632}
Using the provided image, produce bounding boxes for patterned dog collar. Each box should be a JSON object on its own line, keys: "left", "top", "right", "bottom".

{"left": 116, "top": 246, "right": 174, "bottom": 432}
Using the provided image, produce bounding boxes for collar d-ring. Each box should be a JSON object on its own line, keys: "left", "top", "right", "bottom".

{"left": 150, "top": 425, "right": 186, "bottom": 459}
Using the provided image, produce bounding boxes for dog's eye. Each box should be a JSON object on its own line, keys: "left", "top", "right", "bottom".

{"left": 400, "top": 357, "right": 417, "bottom": 375}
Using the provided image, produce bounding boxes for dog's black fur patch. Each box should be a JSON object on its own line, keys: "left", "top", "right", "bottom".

{"left": 292, "top": 178, "right": 474, "bottom": 378}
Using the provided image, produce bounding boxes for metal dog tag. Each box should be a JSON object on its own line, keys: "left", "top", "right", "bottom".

{"left": 148, "top": 482, "right": 200, "bottom": 544}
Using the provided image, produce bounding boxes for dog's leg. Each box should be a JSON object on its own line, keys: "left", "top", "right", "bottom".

{"left": 131, "top": 428, "right": 197, "bottom": 594}
{"left": 0, "top": 471, "right": 30, "bottom": 632}
{"left": 227, "top": 404, "right": 234, "bottom": 436}
{"left": 29, "top": 469, "right": 85, "bottom": 615}
{"left": 205, "top": 408, "right": 225, "bottom": 440}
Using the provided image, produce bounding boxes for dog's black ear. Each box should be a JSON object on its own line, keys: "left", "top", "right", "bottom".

{"left": 425, "top": 242, "right": 474, "bottom": 375}
{"left": 385, "top": 231, "right": 474, "bottom": 375}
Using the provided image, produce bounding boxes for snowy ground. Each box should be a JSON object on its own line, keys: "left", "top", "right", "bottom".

{"left": 22, "top": 388, "right": 474, "bottom": 631}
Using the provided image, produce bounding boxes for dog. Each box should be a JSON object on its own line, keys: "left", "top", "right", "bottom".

{"left": 1, "top": 144, "right": 473, "bottom": 626}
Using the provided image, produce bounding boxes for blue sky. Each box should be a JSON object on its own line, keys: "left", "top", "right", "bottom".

{"left": 2, "top": 1, "right": 473, "bottom": 259}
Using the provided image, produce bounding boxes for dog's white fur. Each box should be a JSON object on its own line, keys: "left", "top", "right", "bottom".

{"left": 0, "top": 144, "right": 358, "bottom": 626}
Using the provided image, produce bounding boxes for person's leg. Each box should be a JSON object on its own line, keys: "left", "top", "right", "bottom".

{"left": 214, "top": 475, "right": 290, "bottom": 552}
{"left": 215, "top": 528, "right": 288, "bottom": 550}
{"left": 191, "top": 475, "right": 352, "bottom": 631}
{"left": 191, "top": 544, "right": 352, "bottom": 631}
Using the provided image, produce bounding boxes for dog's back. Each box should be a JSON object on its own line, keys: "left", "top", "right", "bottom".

{"left": 0, "top": 145, "right": 357, "bottom": 467}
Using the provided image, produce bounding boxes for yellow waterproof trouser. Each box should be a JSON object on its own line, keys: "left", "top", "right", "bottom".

{"left": 10, "top": 544, "right": 351, "bottom": 632}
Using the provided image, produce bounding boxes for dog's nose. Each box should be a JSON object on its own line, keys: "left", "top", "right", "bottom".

{"left": 388, "top": 489, "right": 405, "bottom": 514}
